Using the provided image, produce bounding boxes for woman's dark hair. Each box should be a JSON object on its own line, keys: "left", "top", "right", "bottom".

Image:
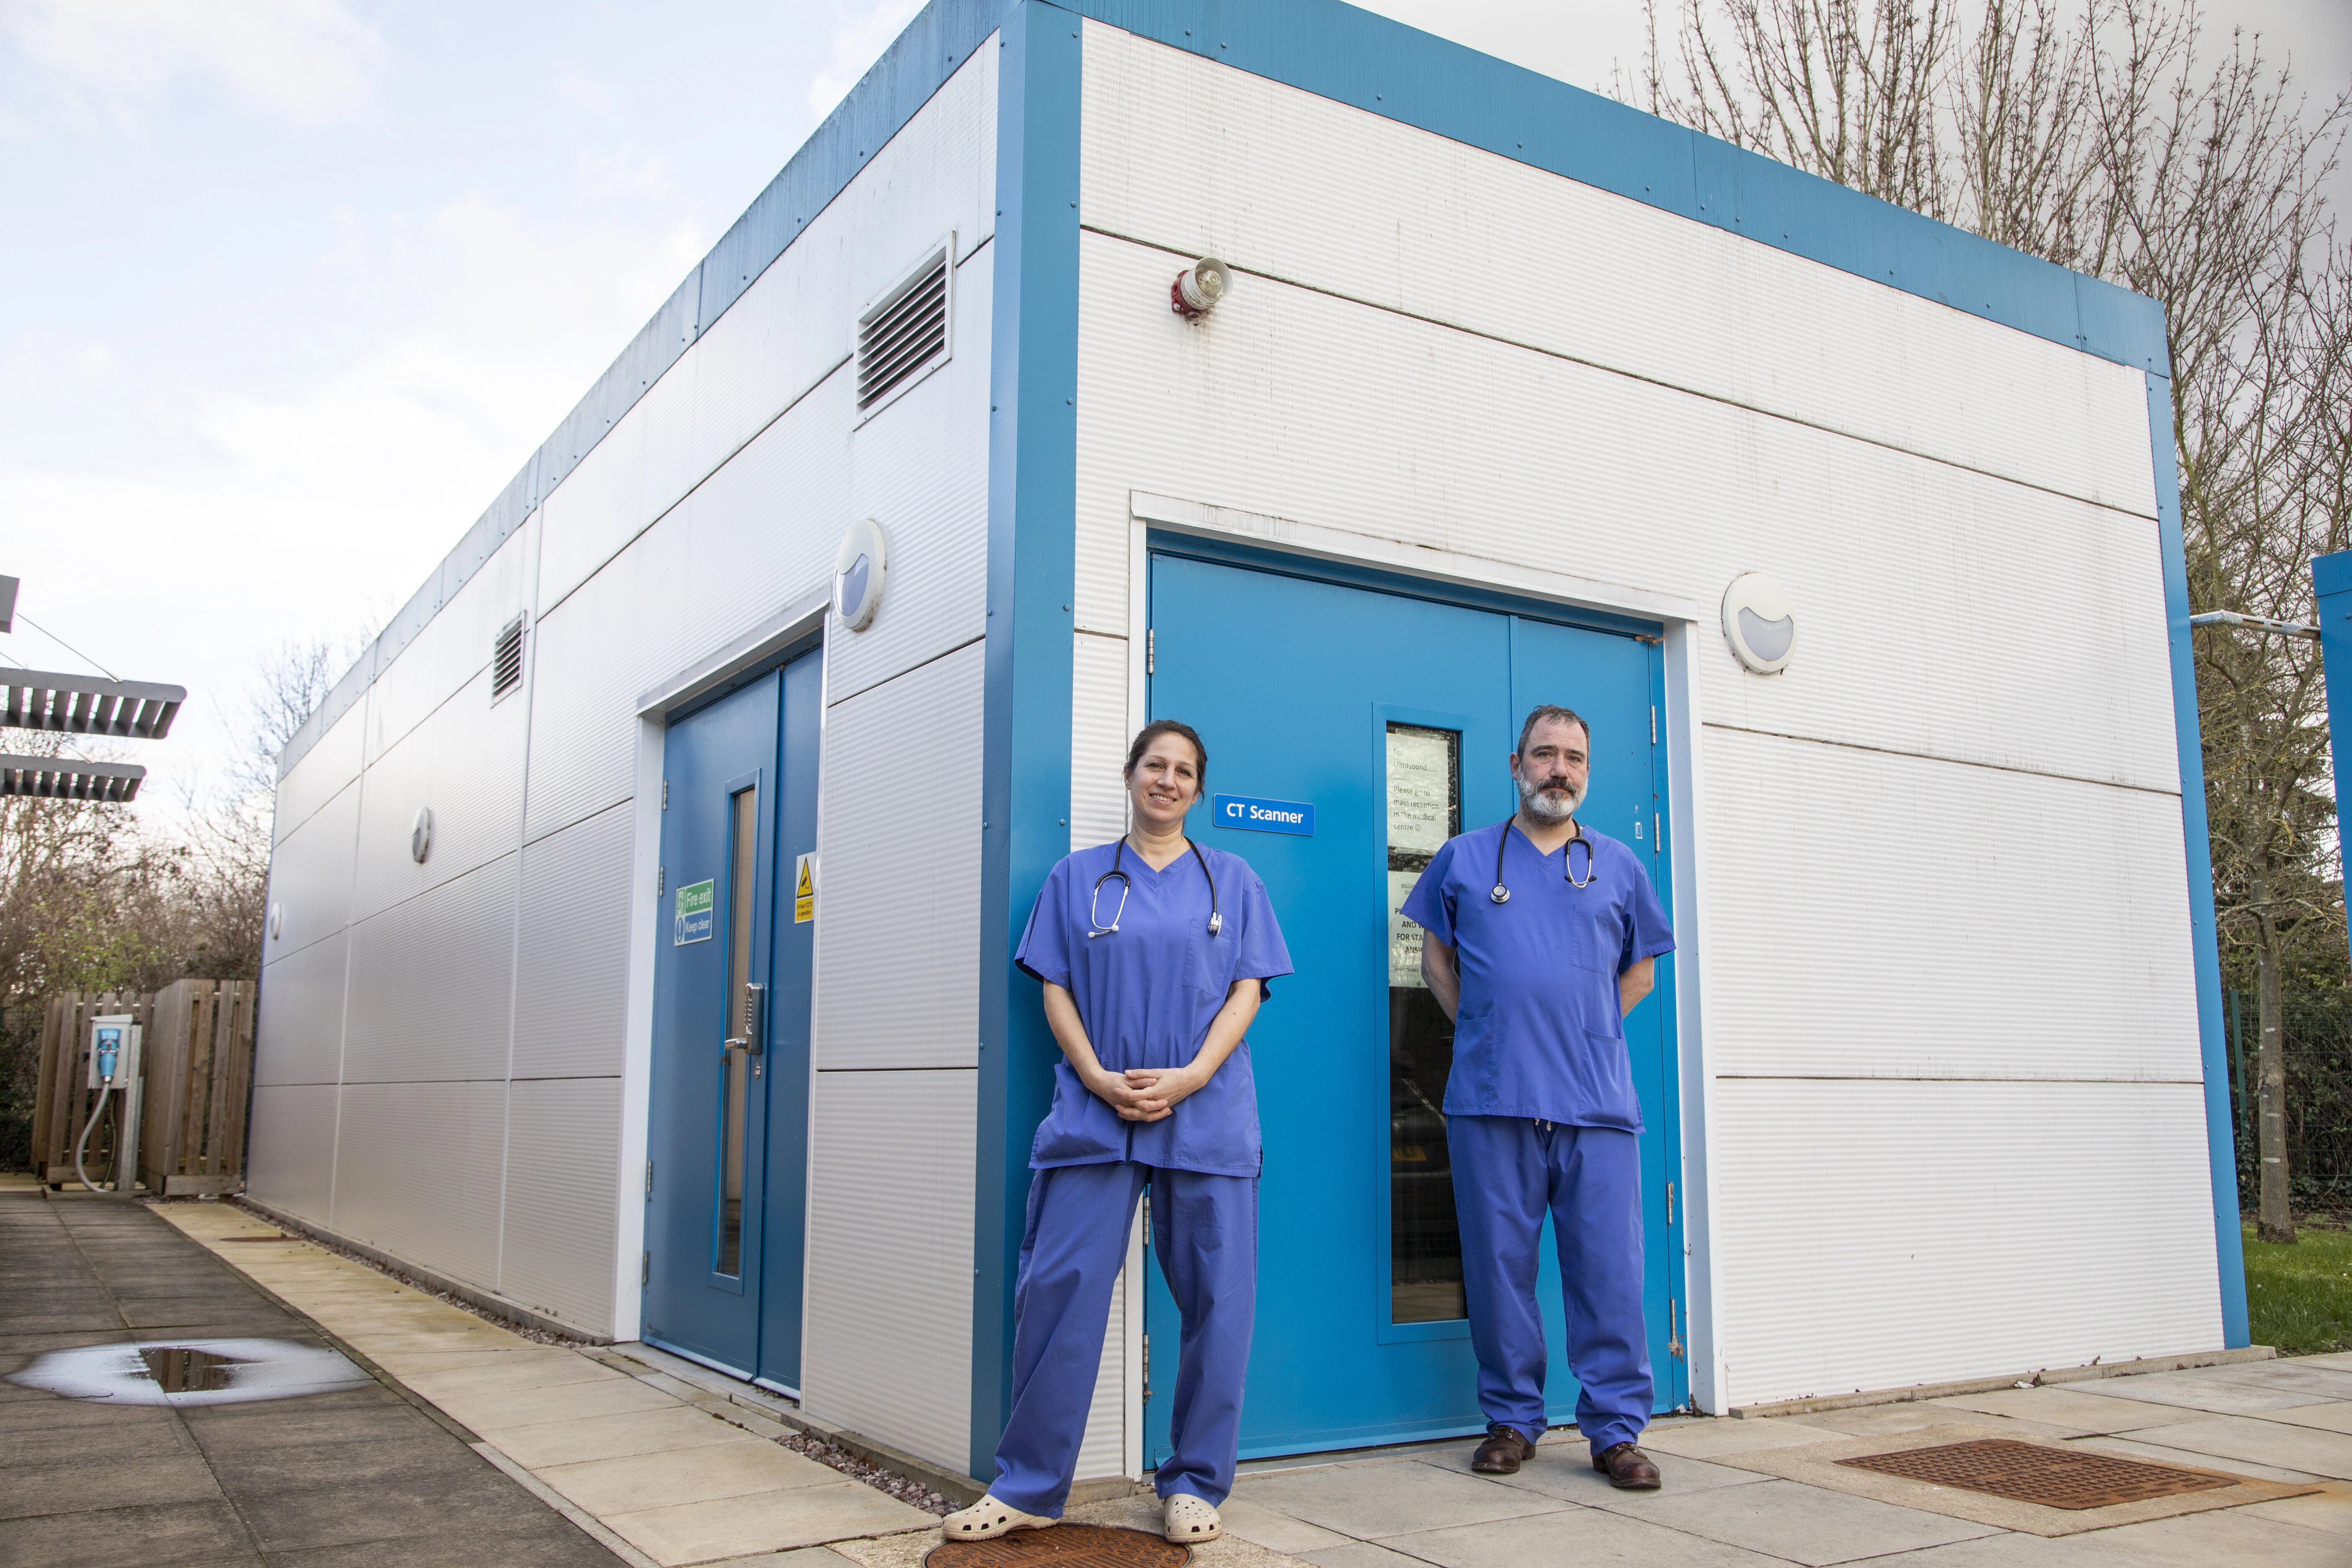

{"left": 1124, "top": 719, "right": 1207, "bottom": 783}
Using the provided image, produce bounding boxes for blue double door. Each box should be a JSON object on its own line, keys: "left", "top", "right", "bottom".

{"left": 645, "top": 651, "right": 821, "bottom": 1391}
{"left": 1147, "top": 553, "right": 1684, "bottom": 1460}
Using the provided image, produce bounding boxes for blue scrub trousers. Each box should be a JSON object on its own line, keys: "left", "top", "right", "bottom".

{"left": 1447, "top": 1115, "right": 1651, "bottom": 1455}
{"left": 991, "top": 1161, "right": 1256, "bottom": 1515}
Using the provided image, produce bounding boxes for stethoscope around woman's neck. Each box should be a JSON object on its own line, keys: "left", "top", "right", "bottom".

{"left": 1491, "top": 816, "right": 1598, "bottom": 902}
{"left": 1088, "top": 834, "right": 1221, "bottom": 939}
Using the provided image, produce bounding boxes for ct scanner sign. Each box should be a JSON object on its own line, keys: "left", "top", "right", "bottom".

{"left": 1213, "top": 793, "right": 1316, "bottom": 836}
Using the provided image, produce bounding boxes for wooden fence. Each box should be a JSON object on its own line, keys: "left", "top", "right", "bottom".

{"left": 32, "top": 980, "right": 255, "bottom": 1195}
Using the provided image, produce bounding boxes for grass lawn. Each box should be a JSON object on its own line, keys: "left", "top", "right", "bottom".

{"left": 2243, "top": 1220, "right": 2352, "bottom": 1354}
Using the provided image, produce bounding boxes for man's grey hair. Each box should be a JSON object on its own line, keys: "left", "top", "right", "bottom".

{"left": 1515, "top": 704, "right": 1591, "bottom": 758}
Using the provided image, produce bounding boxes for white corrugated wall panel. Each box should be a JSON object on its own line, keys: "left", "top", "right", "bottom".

{"left": 342, "top": 853, "right": 518, "bottom": 1083}
{"left": 1711, "top": 1078, "right": 2220, "bottom": 1405}
{"left": 354, "top": 668, "right": 527, "bottom": 923}
{"left": 813, "top": 642, "right": 983, "bottom": 1070}
{"left": 1077, "top": 1270, "right": 1127, "bottom": 1480}
{"left": 1702, "top": 726, "right": 2199, "bottom": 1082}
{"left": 275, "top": 700, "right": 366, "bottom": 845}
{"left": 1074, "top": 232, "right": 2177, "bottom": 797}
{"left": 802, "top": 1067, "right": 975, "bottom": 1472}
{"left": 498, "top": 1076, "right": 622, "bottom": 1333}
{"left": 367, "top": 524, "right": 536, "bottom": 766}
{"left": 512, "top": 802, "right": 633, "bottom": 1081}
{"left": 332, "top": 1080, "right": 507, "bottom": 1287}
{"left": 265, "top": 777, "right": 361, "bottom": 959}
{"left": 246, "top": 1083, "right": 338, "bottom": 1227}
{"left": 1071, "top": 632, "right": 1129, "bottom": 851}
{"left": 1079, "top": 23, "right": 2155, "bottom": 521}
{"left": 256, "top": 929, "right": 349, "bottom": 1088}
{"left": 825, "top": 254, "right": 993, "bottom": 708}
{"left": 523, "top": 524, "right": 693, "bottom": 844}
{"left": 677, "top": 367, "right": 851, "bottom": 657}
{"left": 535, "top": 47, "right": 998, "bottom": 617}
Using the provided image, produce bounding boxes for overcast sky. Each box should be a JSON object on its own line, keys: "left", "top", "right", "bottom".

{"left": 3, "top": 0, "right": 2346, "bottom": 822}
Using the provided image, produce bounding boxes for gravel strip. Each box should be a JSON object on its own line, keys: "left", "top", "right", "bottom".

{"left": 776, "top": 1430, "right": 954, "bottom": 1514}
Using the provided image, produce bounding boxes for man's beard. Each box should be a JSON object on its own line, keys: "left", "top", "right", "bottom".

{"left": 1516, "top": 770, "right": 1584, "bottom": 824}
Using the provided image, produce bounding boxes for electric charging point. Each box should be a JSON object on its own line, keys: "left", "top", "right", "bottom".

{"left": 79, "top": 1014, "right": 143, "bottom": 1195}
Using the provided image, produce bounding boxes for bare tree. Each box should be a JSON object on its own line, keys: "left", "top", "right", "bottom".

{"left": 1632, "top": 0, "right": 2351, "bottom": 1240}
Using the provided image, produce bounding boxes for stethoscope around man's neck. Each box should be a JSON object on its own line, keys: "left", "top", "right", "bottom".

{"left": 1492, "top": 816, "right": 1598, "bottom": 902}
{"left": 1089, "top": 835, "right": 1221, "bottom": 939}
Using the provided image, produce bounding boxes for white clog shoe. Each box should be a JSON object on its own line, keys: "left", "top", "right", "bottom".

{"left": 941, "top": 1494, "right": 1056, "bottom": 1541}
{"left": 1162, "top": 1492, "right": 1222, "bottom": 1542}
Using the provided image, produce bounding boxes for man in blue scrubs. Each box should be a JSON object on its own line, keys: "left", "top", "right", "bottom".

{"left": 1402, "top": 705, "right": 1675, "bottom": 1489}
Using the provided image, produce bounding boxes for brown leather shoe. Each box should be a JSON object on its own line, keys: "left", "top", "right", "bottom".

{"left": 1471, "top": 1426, "right": 1534, "bottom": 1475}
{"left": 1592, "top": 1442, "right": 1661, "bottom": 1489}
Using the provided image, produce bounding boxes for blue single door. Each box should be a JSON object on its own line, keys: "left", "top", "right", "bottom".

{"left": 1145, "top": 554, "right": 1682, "bottom": 1462}
{"left": 644, "top": 651, "right": 820, "bottom": 1389}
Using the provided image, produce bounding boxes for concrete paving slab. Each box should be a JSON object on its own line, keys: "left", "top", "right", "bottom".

{"left": 605, "top": 1479, "right": 939, "bottom": 1565}
{"left": 2264, "top": 1400, "right": 2352, "bottom": 1435}
{"left": 397, "top": 1349, "right": 629, "bottom": 1398}
{"left": 538, "top": 1439, "right": 846, "bottom": 1514}
{"left": 1374, "top": 1501, "right": 1792, "bottom": 1567}
{"left": 1235, "top": 1457, "right": 1569, "bottom": 1539}
{"left": 1586, "top": 1475, "right": 1998, "bottom": 1564}
{"left": 431, "top": 1370, "right": 684, "bottom": 1430}
{"left": 2067, "top": 1432, "right": 2325, "bottom": 1483}
{"left": 1301, "top": 1543, "right": 1450, "bottom": 1568}
{"left": 2086, "top": 1505, "right": 2352, "bottom": 1565}
{"left": 1774, "top": 1404, "right": 2073, "bottom": 1441}
{"left": 2236, "top": 1479, "right": 2352, "bottom": 1540}
{"left": 1411, "top": 1436, "right": 1771, "bottom": 1500}
{"left": 2065, "top": 1372, "right": 2333, "bottom": 1415}
{"left": 1927, "top": 1386, "right": 2197, "bottom": 1435}
{"left": 699, "top": 1551, "right": 864, "bottom": 1568}
{"left": 480, "top": 1404, "right": 767, "bottom": 1468}
{"left": 0, "top": 1496, "right": 262, "bottom": 1568}
{"left": 2106, "top": 1413, "right": 2352, "bottom": 1479}
{"left": 0, "top": 1450, "right": 227, "bottom": 1520}
{"left": 1640, "top": 1416, "right": 1858, "bottom": 1460}
{"left": 233, "top": 1465, "right": 558, "bottom": 1554}
{"left": 2198, "top": 1362, "right": 2352, "bottom": 1400}
{"left": 1213, "top": 1495, "right": 1357, "bottom": 1553}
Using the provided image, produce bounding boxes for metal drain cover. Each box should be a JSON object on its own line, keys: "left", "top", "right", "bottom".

{"left": 926, "top": 1524, "right": 1189, "bottom": 1568}
{"left": 1839, "top": 1438, "right": 2235, "bottom": 1510}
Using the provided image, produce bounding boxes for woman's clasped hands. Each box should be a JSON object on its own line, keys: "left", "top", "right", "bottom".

{"left": 1084, "top": 1061, "right": 1210, "bottom": 1121}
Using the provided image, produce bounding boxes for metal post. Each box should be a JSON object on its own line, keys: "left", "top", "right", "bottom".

{"left": 2315, "top": 552, "right": 2352, "bottom": 970}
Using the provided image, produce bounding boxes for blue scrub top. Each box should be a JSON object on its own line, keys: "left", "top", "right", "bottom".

{"left": 1401, "top": 820, "right": 1674, "bottom": 1131}
{"left": 1016, "top": 839, "right": 1293, "bottom": 1177}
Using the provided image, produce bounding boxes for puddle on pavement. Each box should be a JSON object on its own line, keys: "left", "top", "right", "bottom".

{"left": 139, "top": 1345, "right": 248, "bottom": 1392}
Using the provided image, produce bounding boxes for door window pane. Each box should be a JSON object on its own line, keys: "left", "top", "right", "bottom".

{"left": 1387, "top": 724, "right": 1463, "bottom": 1323}
{"left": 717, "top": 785, "right": 757, "bottom": 1277}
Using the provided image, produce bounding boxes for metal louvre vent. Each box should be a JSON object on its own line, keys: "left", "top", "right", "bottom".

{"left": 491, "top": 616, "right": 524, "bottom": 701}
{"left": 857, "top": 249, "right": 949, "bottom": 411}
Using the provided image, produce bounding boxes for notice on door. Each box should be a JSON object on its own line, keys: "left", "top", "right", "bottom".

{"left": 673, "top": 879, "right": 714, "bottom": 945}
{"left": 1387, "top": 725, "right": 1460, "bottom": 987}
{"left": 794, "top": 853, "right": 817, "bottom": 923}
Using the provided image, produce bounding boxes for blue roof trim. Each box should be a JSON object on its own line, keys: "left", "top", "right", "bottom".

{"left": 1073, "top": 0, "right": 2167, "bottom": 371}
{"left": 278, "top": 0, "right": 1006, "bottom": 779}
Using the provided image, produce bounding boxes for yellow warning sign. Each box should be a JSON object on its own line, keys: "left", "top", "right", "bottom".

{"left": 793, "top": 853, "right": 817, "bottom": 923}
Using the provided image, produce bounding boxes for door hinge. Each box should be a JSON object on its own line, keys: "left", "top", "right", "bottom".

{"left": 1666, "top": 1181, "right": 1675, "bottom": 1224}
{"left": 1142, "top": 1332, "right": 1151, "bottom": 1400}
{"left": 661, "top": 780, "right": 669, "bottom": 809}
{"left": 1141, "top": 1191, "right": 1151, "bottom": 1246}
{"left": 657, "top": 865, "right": 665, "bottom": 896}
{"left": 645, "top": 1159, "right": 654, "bottom": 1197}
{"left": 642, "top": 1250, "right": 651, "bottom": 1285}
{"left": 1651, "top": 705, "right": 1657, "bottom": 744}
{"left": 1669, "top": 1297, "right": 1685, "bottom": 1361}
{"left": 1655, "top": 813, "right": 1663, "bottom": 851}
{"left": 1146, "top": 629, "right": 1154, "bottom": 675}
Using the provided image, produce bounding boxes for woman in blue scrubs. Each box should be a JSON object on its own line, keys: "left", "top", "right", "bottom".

{"left": 944, "top": 720, "right": 1291, "bottom": 1547}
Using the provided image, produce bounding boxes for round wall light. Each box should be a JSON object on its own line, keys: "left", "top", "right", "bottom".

{"left": 1171, "top": 257, "right": 1232, "bottom": 318}
{"left": 1722, "top": 572, "right": 1798, "bottom": 674}
{"left": 836, "top": 518, "right": 888, "bottom": 632}
{"left": 268, "top": 903, "right": 283, "bottom": 942}
{"left": 410, "top": 808, "right": 433, "bottom": 865}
